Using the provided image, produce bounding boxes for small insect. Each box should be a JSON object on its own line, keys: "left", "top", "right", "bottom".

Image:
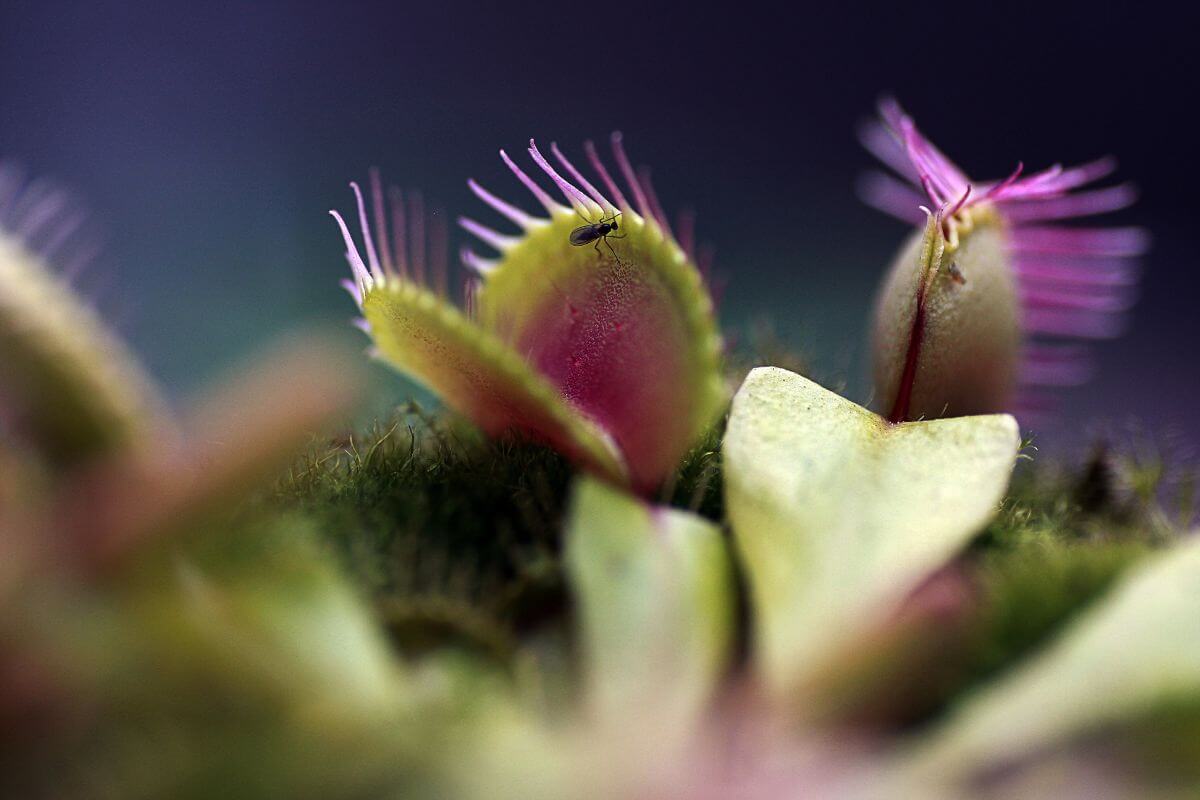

{"left": 948, "top": 260, "right": 966, "bottom": 285}
{"left": 569, "top": 212, "right": 625, "bottom": 264}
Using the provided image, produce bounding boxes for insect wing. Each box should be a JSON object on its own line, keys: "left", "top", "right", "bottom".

{"left": 570, "top": 224, "right": 600, "bottom": 246}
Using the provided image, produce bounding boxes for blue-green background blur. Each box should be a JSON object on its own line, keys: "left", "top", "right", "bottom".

{"left": 2, "top": 1, "right": 1196, "bottom": 452}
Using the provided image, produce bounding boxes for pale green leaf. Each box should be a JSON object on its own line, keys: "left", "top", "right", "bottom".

{"left": 564, "top": 476, "right": 734, "bottom": 733}
{"left": 723, "top": 366, "right": 1019, "bottom": 696}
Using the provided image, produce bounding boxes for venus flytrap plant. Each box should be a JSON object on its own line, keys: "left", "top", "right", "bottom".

{"left": 861, "top": 100, "right": 1145, "bottom": 422}
{"left": 331, "top": 135, "right": 725, "bottom": 494}
{"left": 0, "top": 163, "right": 166, "bottom": 466}
{"left": 3, "top": 110, "right": 1191, "bottom": 800}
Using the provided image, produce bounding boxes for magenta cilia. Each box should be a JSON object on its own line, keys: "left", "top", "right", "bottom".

{"left": 331, "top": 136, "right": 725, "bottom": 493}
{"left": 860, "top": 99, "right": 1145, "bottom": 423}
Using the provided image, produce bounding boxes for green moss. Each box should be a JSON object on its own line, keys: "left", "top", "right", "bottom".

{"left": 965, "top": 443, "right": 1184, "bottom": 676}
{"left": 960, "top": 539, "right": 1151, "bottom": 690}
{"left": 272, "top": 403, "right": 726, "bottom": 664}
{"left": 274, "top": 405, "right": 567, "bottom": 660}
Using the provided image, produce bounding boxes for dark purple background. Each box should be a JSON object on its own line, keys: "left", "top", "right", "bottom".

{"left": 1, "top": 1, "right": 1196, "bottom": 454}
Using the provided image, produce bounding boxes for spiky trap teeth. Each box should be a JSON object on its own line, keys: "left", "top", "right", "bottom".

{"left": 861, "top": 99, "right": 1146, "bottom": 424}
{"left": 330, "top": 135, "right": 725, "bottom": 494}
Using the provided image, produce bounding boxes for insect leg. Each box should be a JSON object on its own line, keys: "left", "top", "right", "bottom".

{"left": 603, "top": 235, "right": 623, "bottom": 266}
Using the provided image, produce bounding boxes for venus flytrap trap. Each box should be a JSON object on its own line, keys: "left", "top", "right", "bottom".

{"left": 861, "top": 99, "right": 1144, "bottom": 422}
{"left": 331, "top": 135, "right": 725, "bottom": 494}
{"left": 0, "top": 164, "right": 167, "bottom": 467}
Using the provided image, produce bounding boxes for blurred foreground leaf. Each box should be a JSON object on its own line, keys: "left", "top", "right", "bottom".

{"left": 564, "top": 477, "right": 734, "bottom": 736}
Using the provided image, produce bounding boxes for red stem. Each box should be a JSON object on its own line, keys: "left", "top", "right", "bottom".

{"left": 887, "top": 285, "right": 928, "bottom": 424}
